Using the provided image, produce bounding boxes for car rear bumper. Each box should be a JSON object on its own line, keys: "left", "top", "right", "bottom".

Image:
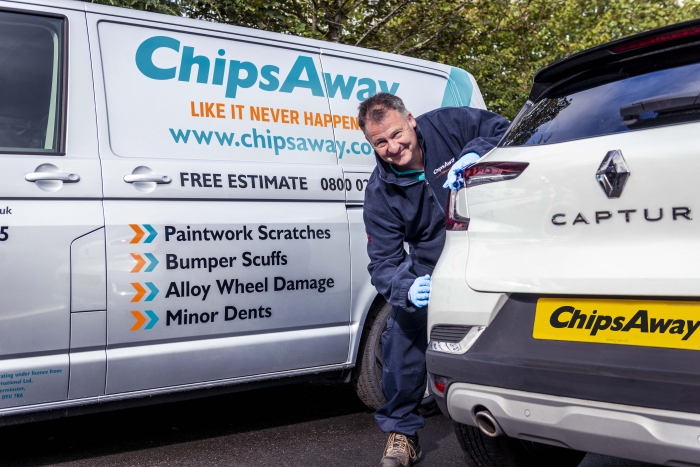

{"left": 447, "top": 382, "right": 700, "bottom": 466}
{"left": 427, "top": 294, "right": 700, "bottom": 414}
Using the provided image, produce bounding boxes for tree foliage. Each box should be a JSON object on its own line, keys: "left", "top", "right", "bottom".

{"left": 89, "top": 0, "right": 182, "bottom": 15}
{"left": 87, "top": 0, "right": 700, "bottom": 118}
{"left": 459, "top": 0, "right": 700, "bottom": 117}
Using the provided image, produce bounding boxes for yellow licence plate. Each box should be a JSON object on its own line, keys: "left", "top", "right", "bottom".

{"left": 533, "top": 298, "right": 700, "bottom": 350}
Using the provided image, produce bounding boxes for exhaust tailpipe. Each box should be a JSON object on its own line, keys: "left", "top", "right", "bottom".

{"left": 474, "top": 410, "right": 504, "bottom": 437}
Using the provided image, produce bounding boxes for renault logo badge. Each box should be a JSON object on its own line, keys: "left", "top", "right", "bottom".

{"left": 596, "top": 150, "right": 630, "bottom": 198}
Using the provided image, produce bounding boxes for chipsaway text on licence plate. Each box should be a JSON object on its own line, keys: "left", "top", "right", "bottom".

{"left": 533, "top": 298, "right": 700, "bottom": 350}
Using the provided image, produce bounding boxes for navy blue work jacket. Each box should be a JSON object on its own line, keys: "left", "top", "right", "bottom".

{"left": 363, "top": 106, "right": 509, "bottom": 312}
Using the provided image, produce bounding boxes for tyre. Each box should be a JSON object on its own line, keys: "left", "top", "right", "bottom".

{"left": 454, "top": 422, "right": 586, "bottom": 467}
{"left": 352, "top": 300, "right": 392, "bottom": 410}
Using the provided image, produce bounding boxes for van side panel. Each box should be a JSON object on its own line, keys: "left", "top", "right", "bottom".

{"left": 102, "top": 200, "right": 350, "bottom": 393}
{"left": 88, "top": 16, "right": 353, "bottom": 393}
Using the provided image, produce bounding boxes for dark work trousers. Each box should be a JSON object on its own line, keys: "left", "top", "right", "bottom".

{"left": 374, "top": 304, "right": 428, "bottom": 437}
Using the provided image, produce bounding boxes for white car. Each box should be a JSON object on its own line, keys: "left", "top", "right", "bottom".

{"left": 428, "top": 19, "right": 700, "bottom": 466}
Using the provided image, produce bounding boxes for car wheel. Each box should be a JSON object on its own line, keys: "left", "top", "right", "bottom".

{"left": 352, "top": 301, "right": 391, "bottom": 410}
{"left": 454, "top": 422, "right": 586, "bottom": 467}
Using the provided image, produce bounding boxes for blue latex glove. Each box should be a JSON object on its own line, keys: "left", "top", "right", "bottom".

{"left": 408, "top": 274, "right": 431, "bottom": 308}
{"left": 443, "top": 152, "right": 480, "bottom": 190}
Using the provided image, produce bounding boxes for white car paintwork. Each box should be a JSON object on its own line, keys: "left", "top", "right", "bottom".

{"left": 465, "top": 123, "right": 700, "bottom": 296}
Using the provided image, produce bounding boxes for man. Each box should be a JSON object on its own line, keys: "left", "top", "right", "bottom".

{"left": 359, "top": 93, "right": 509, "bottom": 467}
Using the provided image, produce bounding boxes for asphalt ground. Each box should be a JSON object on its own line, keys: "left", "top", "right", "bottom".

{"left": 0, "top": 380, "right": 660, "bottom": 467}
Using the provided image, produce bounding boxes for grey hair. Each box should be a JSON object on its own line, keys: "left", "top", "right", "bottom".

{"left": 358, "top": 93, "right": 409, "bottom": 133}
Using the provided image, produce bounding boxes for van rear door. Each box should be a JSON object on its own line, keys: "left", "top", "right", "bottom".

{"left": 0, "top": 2, "right": 105, "bottom": 408}
{"left": 86, "top": 10, "right": 352, "bottom": 394}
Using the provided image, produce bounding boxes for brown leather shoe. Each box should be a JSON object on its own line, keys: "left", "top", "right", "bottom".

{"left": 377, "top": 433, "right": 422, "bottom": 467}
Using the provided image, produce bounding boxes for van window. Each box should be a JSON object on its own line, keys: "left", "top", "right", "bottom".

{"left": 0, "top": 12, "right": 63, "bottom": 153}
{"left": 500, "top": 59, "right": 700, "bottom": 147}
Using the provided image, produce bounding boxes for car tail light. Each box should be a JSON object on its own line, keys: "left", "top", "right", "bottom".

{"left": 610, "top": 24, "right": 700, "bottom": 53}
{"left": 445, "top": 162, "right": 529, "bottom": 231}
{"left": 462, "top": 161, "right": 529, "bottom": 188}
{"left": 433, "top": 375, "right": 447, "bottom": 395}
{"left": 446, "top": 189, "right": 470, "bottom": 231}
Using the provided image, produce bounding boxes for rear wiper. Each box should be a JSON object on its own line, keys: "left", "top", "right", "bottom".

{"left": 620, "top": 92, "right": 700, "bottom": 125}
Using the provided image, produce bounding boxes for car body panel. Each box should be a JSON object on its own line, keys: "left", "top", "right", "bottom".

{"left": 466, "top": 122, "right": 700, "bottom": 296}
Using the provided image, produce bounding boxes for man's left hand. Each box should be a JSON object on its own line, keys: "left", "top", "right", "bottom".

{"left": 443, "top": 152, "right": 480, "bottom": 191}
{"left": 408, "top": 275, "right": 431, "bottom": 308}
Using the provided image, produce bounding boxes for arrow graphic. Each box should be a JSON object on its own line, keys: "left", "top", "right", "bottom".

{"left": 131, "top": 282, "right": 158, "bottom": 302}
{"left": 131, "top": 282, "right": 146, "bottom": 302}
{"left": 129, "top": 224, "right": 144, "bottom": 244}
{"left": 130, "top": 310, "right": 159, "bottom": 331}
{"left": 130, "top": 253, "right": 159, "bottom": 273}
{"left": 143, "top": 224, "right": 157, "bottom": 243}
{"left": 144, "top": 253, "right": 159, "bottom": 272}
{"left": 145, "top": 282, "right": 159, "bottom": 301}
{"left": 144, "top": 310, "right": 159, "bottom": 329}
{"left": 131, "top": 253, "right": 146, "bottom": 272}
{"left": 129, "top": 224, "right": 157, "bottom": 243}
{"left": 130, "top": 311, "right": 146, "bottom": 331}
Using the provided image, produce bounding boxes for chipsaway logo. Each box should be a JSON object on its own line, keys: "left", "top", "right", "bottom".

{"left": 135, "top": 36, "right": 400, "bottom": 101}
{"left": 549, "top": 306, "right": 700, "bottom": 341}
{"left": 433, "top": 157, "right": 455, "bottom": 177}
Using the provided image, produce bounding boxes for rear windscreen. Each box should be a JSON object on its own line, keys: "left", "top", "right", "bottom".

{"left": 500, "top": 58, "right": 700, "bottom": 147}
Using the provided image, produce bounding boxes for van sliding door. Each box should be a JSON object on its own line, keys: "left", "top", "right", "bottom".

{"left": 87, "top": 14, "right": 351, "bottom": 394}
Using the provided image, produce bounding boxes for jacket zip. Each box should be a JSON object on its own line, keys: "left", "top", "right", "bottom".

{"left": 425, "top": 179, "right": 445, "bottom": 216}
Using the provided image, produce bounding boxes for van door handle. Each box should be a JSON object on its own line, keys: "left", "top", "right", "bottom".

{"left": 26, "top": 172, "right": 80, "bottom": 182}
{"left": 123, "top": 174, "right": 172, "bottom": 184}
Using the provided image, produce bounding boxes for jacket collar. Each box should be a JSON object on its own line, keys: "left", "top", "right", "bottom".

{"left": 373, "top": 124, "right": 427, "bottom": 187}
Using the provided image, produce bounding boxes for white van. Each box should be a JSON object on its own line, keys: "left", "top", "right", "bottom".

{"left": 0, "top": 0, "right": 485, "bottom": 423}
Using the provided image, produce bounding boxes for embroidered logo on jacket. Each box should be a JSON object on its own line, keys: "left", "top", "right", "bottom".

{"left": 433, "top": 157, "right": 456, "bottom": 177}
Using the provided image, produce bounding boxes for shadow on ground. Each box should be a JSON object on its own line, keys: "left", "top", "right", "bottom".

{"left": 0, "top": 380, "right": 661, "bottom": 467}
{"left": 0, "top": 381, "right": 373, "bottom": 466}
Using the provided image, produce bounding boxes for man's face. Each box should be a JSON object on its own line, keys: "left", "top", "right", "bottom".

{"left": 364, "top": 109, "right": 422, "bottom": 171}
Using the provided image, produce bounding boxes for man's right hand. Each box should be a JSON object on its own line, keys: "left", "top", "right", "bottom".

{"left": 408, "top": 274, "right": 431, "bottom": 308}
{"left": 443, "top": 152, "right": 480, "bottom": 190}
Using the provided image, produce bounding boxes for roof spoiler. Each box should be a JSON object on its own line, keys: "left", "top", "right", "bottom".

{"left": 529, "top": 18, "right": 700, "bottom": 103}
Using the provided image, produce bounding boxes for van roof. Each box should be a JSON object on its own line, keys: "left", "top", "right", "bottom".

{"left": 530, "top": 17, "right": 700, "bottom": 102}
{"left": 17, "top": 0, "right": 453, "bottom": 77}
